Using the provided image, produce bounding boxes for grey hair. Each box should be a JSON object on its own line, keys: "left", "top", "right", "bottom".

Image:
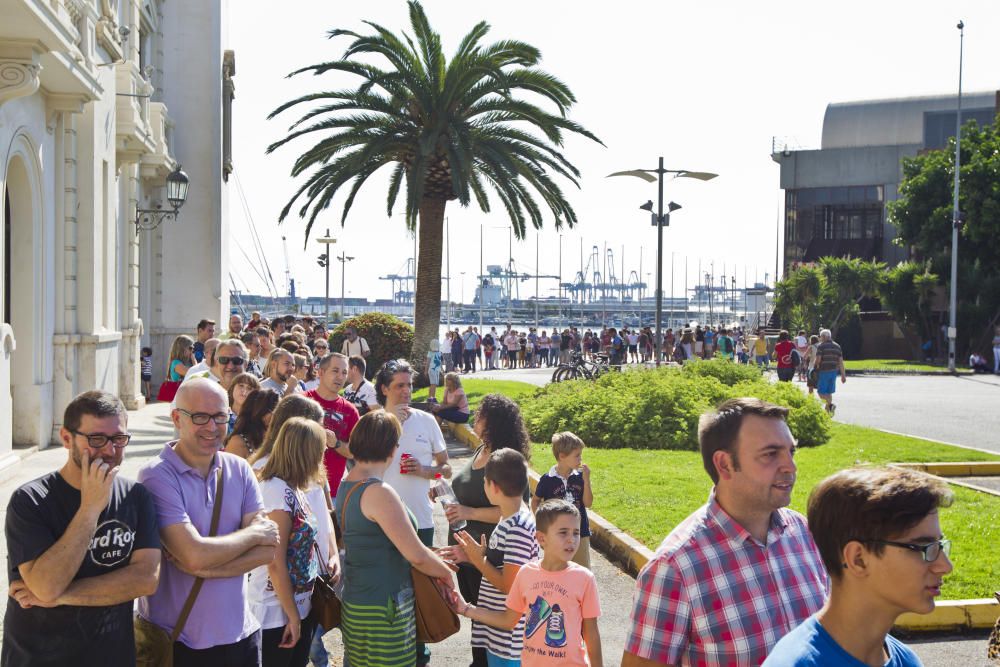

{"left": 819, "top": 328, "right": 832, "bottom": 340}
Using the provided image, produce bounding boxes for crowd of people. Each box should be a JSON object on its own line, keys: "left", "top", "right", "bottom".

{"left": 1, "top": 311, "right": 963, "bottom": 667}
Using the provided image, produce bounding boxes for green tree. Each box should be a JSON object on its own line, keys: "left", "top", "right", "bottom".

{"left": 878, "top": 261, "right": 940, "bottom": 354}
{"left": 888, "top": 120, "right": 1000, "bottom": 353}
{"left": 267, "top": 2, "right": 601, "bottom": 363}
{"left": 774, "top": 257, "right": 884, "bottom": 337}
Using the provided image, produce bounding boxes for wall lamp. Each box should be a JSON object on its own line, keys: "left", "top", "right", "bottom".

{"left": 135, "top": 165, "right": 189, "bottom": 235}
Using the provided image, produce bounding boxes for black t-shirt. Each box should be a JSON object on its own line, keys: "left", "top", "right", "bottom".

{"left": 534, "top": 470, "right": 591, "bottom": 537}
{"left": 2, "top": 472, "right": 160, "bottom": 666}
{"left": 560, "top": 334, "right": 571, "bottom": 351}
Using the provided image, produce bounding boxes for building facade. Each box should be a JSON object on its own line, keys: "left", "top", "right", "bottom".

{"left": 0, "top": 0, "right": 231, "bottom": 475}
{"left": 773, "top": 90, "right": 998, "bottom": 275}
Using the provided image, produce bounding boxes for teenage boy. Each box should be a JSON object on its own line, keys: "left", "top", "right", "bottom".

{"left": 763, "top": 467, "right": 952, "bottom": 666}
{"left": 446, "top": 449, "right": 540, "bottom": 666}
{"left": 449, "top": 500, "right": 603, "bottom": 667}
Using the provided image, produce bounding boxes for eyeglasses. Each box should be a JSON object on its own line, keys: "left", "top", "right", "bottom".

{"left": 857, "top": 538, "right": 952, "bottom": 563}
{"left": 217, "top": 356, "right": 246, "bottom": 366}
{"left": 176, "top": 409, "right": 231, "bottom": 425}
{"left": 71, "top": 431, "right": 132, "bottom": 449}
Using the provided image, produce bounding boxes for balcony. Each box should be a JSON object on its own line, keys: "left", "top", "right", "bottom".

{"left": 140, "top": 102, "right": 177, "bottom": 180}
{"left": 115, "top": 61, "right": 156, "bottom": 163}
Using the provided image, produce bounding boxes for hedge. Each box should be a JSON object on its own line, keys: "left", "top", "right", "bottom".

{"left": 329, "top": 312, "right": 413, "bottom": 379}
{"left": 520, "top": 359, "right": 830, "bottom": 450}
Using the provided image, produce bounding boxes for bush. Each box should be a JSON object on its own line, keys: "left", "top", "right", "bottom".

{"left": 329, "top": 312, "right": 413, "bottom": 379}
{"left": 519, "top": 366, "right": 831, "bottom": 450}
{"left": 681, "top": 357, "right": 764, "bottom": 386}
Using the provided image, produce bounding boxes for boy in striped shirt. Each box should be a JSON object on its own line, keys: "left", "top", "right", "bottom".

{"left": 446, "top": 449, "right": 539, "bottom": 666}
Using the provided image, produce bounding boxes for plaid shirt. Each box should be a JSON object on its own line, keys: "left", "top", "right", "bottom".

{"left": 625, "top": 490, "right": 828, "bottom": 666}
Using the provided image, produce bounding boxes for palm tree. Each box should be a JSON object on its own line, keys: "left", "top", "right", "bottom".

{"left": 267, "top": 1, "right": 602, "bottom": 362}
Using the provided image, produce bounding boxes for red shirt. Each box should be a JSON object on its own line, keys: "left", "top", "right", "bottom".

{"left": 775, "top": 340, "right": 796, "bottom": 368}
{"left": 304, "top": 389, "right": 359, "bottom": 498}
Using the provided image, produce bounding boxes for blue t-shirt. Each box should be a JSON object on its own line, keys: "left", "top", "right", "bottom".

{"left": 762, "top": 615, "right": 922, "bottom": 666}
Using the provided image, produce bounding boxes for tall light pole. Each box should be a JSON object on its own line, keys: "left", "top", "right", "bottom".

{"left": 316, "top": 229, "right": 337, "bottom": 325}
{"left": 609, "top": 159, "right": 717, "bottom": 366}
{"left": 948, "top": 20, "right": 964, "bottom": 372}
{"left": 338, "top": 251, "right": 355, "bottom": 321}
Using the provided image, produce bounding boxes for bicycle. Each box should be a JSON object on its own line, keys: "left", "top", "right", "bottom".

{"left": 551, "top": 352, "right": 611, "bottom": 382}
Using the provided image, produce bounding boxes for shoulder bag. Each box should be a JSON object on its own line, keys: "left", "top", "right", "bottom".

{"left": 135, "top": 467, "right": 225, "bottom": 667}
{"left": 311, "top": 481, "right": 366, "bottom": 632}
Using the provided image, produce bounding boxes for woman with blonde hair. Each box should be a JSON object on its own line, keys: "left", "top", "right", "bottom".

{"left": 249, "top": 416, "right": 334, "bottom": 666}
{"left": 156, "top": 334, "right": 195, "bottom": 401}
{"left": 431, "top": 372, "right": 470, "bottom": 424}
{"left": 337, "top": 411, "right": 455, "bottom": 667}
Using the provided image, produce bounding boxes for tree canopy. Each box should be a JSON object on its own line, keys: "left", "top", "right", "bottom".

{"left": 267, "top": 1, "right": 601, "bottom": 362}
{"left": 888, "top": 119, "right": 1000, "bottom": 352}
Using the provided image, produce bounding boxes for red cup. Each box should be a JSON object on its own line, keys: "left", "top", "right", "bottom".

{"left": 400, "top": 453, "right": 412, "bottom": 474}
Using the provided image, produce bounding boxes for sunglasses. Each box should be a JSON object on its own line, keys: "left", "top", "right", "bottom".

{"left": 217, "top": 356, "right": 246, "bottom": 366}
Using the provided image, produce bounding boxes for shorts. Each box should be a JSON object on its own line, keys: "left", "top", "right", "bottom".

{"left": 141, "top": 373, "right": 152, "bottom": 381}
{"left": 777, "top": 367, "right": 795, "bottom": 382}
{"left": 428, "top": 369, "right": 440, "bottom": 385}
{"left": 695, "top": 342, "right": 704, "bottom": 354}
{"left": 487, "top": 651, "right": 521, "bottom": 667}
{"left": 817, "top": 370, "right": 839, "bottom": 395}
{"left": 628, "top": 345, "right": 638, "bottom": 353}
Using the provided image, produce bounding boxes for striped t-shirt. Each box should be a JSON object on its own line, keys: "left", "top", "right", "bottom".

{"left": 472, "top": 507, "right": 539, "bottom": 659}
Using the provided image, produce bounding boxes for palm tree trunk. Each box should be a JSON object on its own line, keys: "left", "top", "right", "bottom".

{"left": 412, "top": 197, "right": 446, "bottom": 375}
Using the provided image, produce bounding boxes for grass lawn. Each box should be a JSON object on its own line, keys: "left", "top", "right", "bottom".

{"left": 411, "top": 378, "right": 540, "bottom": 414}
{"left": 844, "top": 359, "right": 971, "bottom": 374}
{"left": 529, "top": 423, "right": 1000, "bottom": 600}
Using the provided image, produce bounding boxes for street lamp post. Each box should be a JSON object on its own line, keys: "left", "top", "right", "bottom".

{"left": 948, "top": 20, "right": 964, "bottom": 372}
{"left": 316, "top": 229, "right": 337, "bottom": 326}
{"left": 338, "top": 251, "right": 355, "bottom": 321}
{"left": 608, "top": 158, "right": 717, "bottom": 366}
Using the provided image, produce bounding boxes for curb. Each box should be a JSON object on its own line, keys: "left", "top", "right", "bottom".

{"left": 438, "top": 422, "right": 998, "bottom": 633}
{"left": 845, "top": 370, "right": 970, "bottom": 377}
{"left": 893, "top": 462, "right": 1000, "bottom": 476}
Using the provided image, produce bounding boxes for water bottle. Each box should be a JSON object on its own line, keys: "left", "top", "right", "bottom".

{"left": 432, "top": 475, "right": 467, "bottom": 531}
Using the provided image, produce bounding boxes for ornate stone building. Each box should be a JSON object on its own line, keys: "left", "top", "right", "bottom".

{"left": 0, "top": 0, "right": 232, "bottom": 476}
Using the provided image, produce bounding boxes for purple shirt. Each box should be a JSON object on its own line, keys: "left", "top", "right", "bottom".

{"left": 137, "top": 443, "right": 264, "bottom": 650}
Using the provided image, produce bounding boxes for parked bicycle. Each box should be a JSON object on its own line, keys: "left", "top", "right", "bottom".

{"left": 551, "top": 351, "right": 613, "bottom": 382}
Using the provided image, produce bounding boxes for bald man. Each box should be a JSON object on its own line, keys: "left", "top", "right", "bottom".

{"left": 138, "top": 379, "right": 277, "bottom": 664}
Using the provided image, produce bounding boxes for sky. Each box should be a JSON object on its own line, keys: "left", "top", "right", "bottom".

{"left": 228, "top": 1, "right": 1000, "bottom": 306}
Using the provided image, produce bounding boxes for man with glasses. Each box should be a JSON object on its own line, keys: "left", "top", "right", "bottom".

{"left": 183, "top": 339, "right": 248, "bottom": 391}
{"left": 623, "top": 398, "right": 827, "bottom": 667}
{"left": 763, "top": 467, "right": 950, "bottom": 666}
{"left": 138, "top": 378, "right": 279, "bottom": 666}
{"left": 3, "top": 391, "right": 161, "bottom": 665}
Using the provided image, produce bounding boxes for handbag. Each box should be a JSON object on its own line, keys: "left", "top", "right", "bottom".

{"left": 309, "top": 482, "right": 357, "bottom": 633}
{"left": 135, "top": 467, "right": 225, "bottom": 667}
{"left": 155, "top": 380, "right": 180, "bottom": 402}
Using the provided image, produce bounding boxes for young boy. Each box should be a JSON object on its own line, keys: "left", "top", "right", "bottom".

{"left": 449, "top": 500, "right": 603, "bottom": 667}
{"left": 763, "top": 466, "right": 953, "bottom": 666}
{"left": 446, "top": 449, "right": 539, "bottom": 667}
{"left": 140, "top": 346, "right": 153, "bottom": 400}
{"left": 532, "top": 432, "right": 593, "bottom": 568}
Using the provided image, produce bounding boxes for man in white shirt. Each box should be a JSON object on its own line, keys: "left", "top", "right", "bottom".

{"left": 183, "top": 338, "right": 219, "bottom": 380}
{"left": 340, "top": 327, "right": 370, "bottom": 359}
{"left": 342, "top": 356, "right": 380, "bottom": 415}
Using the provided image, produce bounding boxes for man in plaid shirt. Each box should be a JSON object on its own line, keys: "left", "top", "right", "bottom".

{"left": 622, "top": 398, "right": 828, "bottom": 666}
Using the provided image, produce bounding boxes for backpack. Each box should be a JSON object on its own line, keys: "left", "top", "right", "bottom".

{"left": 790, "top": 348, "right": 802, "bottom": 367}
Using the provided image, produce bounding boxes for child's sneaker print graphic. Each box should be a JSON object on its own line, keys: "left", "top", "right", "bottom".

{"left": 544, "top": 604, "right": 566, "bottom": 648}
{"left": 524, "top": 595, "right": 551, "bottom": 638}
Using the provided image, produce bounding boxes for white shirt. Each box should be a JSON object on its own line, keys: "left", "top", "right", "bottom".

{"left": 249, "top": 477, "right": 324, "bottom": 630}
{"left": 380, "top": 409, "right": 447, "bottom": 530}
{"left": 795, "top": 335, "right": 808, "bottom": 348}
{"left": 181, "top": 360, "right": 212, "bottom": 382}
{"left": 342, "top": 379, "right": 379, "bottom": 412}
{"left": 341, "top": 337, "right": 370, "bottom": 357}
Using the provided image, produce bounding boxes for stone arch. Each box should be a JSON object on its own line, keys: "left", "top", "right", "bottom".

{"left": 3, "top": 129, "right": 46, "bottom": 447}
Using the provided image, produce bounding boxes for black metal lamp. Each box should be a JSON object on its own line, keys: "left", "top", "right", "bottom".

{"left": 135, "top": 165, "right": 189, "bottom": 235}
